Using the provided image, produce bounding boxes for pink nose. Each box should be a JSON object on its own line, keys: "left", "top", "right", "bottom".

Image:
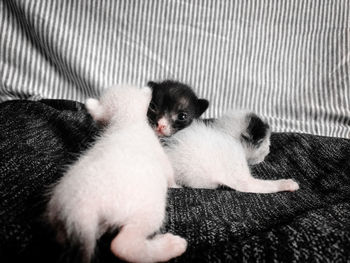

{"left": 157, "top": 124, "right": 166, "bottom": 132}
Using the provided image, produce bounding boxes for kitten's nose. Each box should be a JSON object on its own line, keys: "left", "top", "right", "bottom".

{"left": 156, "top": 117, "right": 170, "bottom": 136}
{"left": 157, "top": 124, "right": 166, "bottom": 132}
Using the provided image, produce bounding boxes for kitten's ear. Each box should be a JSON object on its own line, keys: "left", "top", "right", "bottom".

{"left": 147, "top": 81, "right": 158, "bottom": 89}
{"left": 244, "top": 114, "right": 270, "bottom": 143}
{"left": 196, "top": 99, "right": 209, "bottom": 117}
{"left": 141, "top": 86, "right": 152, "bottom": 99}
{"left": 141, "top": 86, "right": 152, "bottom": 93}
{"left": 85, "top": 98, "right": 105, "bottom": 122}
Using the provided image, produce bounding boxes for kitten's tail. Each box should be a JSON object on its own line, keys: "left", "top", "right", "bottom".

{"left": 110, "top": 224, "right": 187, "bottom": 263}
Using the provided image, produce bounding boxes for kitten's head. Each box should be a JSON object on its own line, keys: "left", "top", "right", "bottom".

{"left": 85, "top": 84, "right": 152, "bottom": 126}
{"left": 147, "top": 80, "right": 209, "bottom": 137}
{"left": 216, "top": 110, "right": 271, "bottom": 165}
{"left": 241, "top": 113, "right": 271, "bottom": 165}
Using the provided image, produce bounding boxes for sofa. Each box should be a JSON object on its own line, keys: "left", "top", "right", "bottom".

{"left": 1, "top": 1, "right": 349, "bottom": 262}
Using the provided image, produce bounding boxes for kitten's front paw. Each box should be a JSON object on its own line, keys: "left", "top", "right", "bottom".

{"left": 248, "top": 156, "right": 265, "bottom": 165}
{"left": 169, "top": 184, "right": 182, "bottom": 189}
{"left": 167, "top": 178, "right": 181, "bottom": 188}
{"left": 280, "top": 179, "right": 299, "bottom": 192}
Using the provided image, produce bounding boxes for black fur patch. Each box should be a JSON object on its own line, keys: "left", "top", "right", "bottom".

{"left": 243, "top": 113, "right": 270, "bottom": 145}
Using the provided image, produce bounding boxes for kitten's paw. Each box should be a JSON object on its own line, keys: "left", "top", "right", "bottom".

{"left": 169, "top": 184, "right": 182, "bottom": 188}
{"left": 280, "top": 179, "right": 299, "bottom": 192}
{"left": 162, "top": 233, "right": 187, "bottom": 259}
{"left": 248, "top": 156, "right": 265, "bottom": 165}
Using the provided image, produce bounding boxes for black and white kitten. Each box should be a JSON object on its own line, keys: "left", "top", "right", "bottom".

{"left": 164, "top": 110, "right": 299, "bottom": 193}
{"left": 147, "top": 80, "right": 209, "bottom": 137}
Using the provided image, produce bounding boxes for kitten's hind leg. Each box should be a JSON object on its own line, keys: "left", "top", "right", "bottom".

{"left": 64, "top": 209, "right": 99, "bottom": 263}
{"left": 110, "top": 223, "right": 187, "bottom": 262}
{"left": 232, "top": 177, "right": 299, "bottom": 194}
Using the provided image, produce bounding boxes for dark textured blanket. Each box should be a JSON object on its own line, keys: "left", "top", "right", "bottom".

{"left": 0, "top": 100, "right": 349, "bottom": 263}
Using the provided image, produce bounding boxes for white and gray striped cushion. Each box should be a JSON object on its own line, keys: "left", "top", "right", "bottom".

{"left": 0, "top": 0, "right": 349, "bottom": 138}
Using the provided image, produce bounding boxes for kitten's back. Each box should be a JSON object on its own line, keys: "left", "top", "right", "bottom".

{"left": 165, "top": 121, "right": 248, "bottom": 188}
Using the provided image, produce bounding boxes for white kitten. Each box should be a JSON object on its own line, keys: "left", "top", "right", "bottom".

{"left": 47, "top": 85, "right": 187, "bottom": 263}
{"left": 164, "top": 111, "right": 299, "bottom": 193}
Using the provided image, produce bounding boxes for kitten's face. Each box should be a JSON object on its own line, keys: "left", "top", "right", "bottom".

{"left": 147, "top": 80, "right": 209, "bottom": 137}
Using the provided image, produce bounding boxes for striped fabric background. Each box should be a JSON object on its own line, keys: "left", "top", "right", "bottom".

{"left": 0, "top": 0, "right": 349, "bottom": 138}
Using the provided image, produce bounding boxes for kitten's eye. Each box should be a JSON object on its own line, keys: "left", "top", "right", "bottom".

{"left": 149, "top": 102, "right": 157, "bottom": 113}
{"left": 177, "top": 112, "right": 188, "bottom": 121}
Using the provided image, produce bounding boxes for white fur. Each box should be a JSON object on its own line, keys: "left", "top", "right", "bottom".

{"left": 214, "top": 109, "right": 249, "bottom": 139}
{"left": 164, "top": 115, "right": 299, "bottom": 193}
{"left": 47, "top": 85, "right": 186, "bottom": 263}
{"left": 215, "top": 109, "right": 271, "bottom": 165}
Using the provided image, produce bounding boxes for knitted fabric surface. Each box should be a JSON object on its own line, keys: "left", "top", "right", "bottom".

{"left": 0, "top": 100, "right": 349, "bottom": 262}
